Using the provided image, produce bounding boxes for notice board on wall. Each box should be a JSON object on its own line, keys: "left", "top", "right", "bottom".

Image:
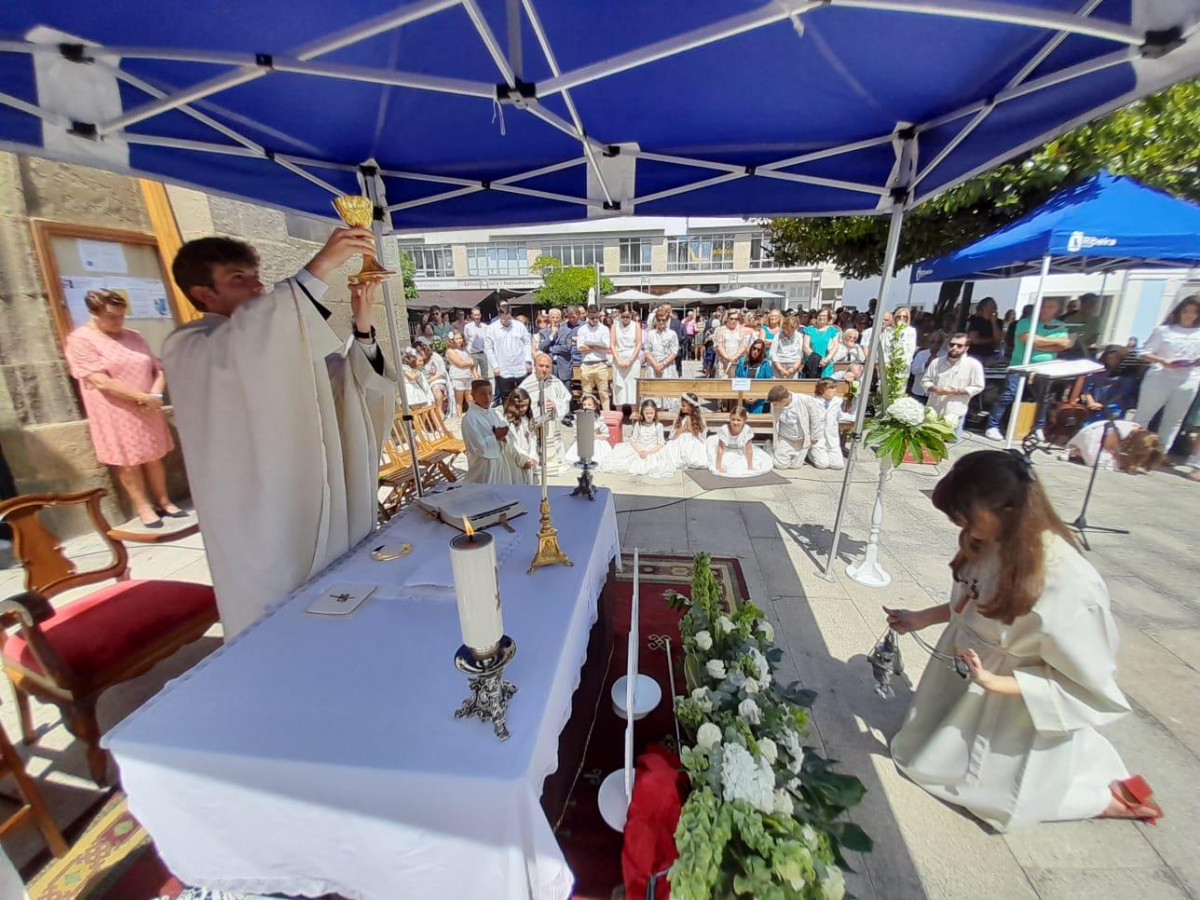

{"left": 33, "top": 221, "right": 180, "bottom": 357}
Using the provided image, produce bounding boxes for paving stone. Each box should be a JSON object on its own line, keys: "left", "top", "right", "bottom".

{"left": 1023, "top": 866, "right": 1189, "bottom": 899}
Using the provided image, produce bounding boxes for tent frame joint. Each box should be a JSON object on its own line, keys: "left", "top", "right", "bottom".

{"left": 496, "top": 79, "right": 537, "bottom": 103}
{"left": 603, "top": 200, "right": 621, "bottom": 211}
{"left": 68, "top": 121, "right": 98, "bottom": 140}
{"left": 255, "top": 53, "right": 274, "bottom": 69}
{"left": 372, "top": 205, "right": 385, "bottom": 222}
{"left": 889, "top": 186, "right": 911, "bottom": 204}
{"left": 481, "top": 180, "right": 492, "bottom": 190}
{"left": 745, "top": 165, "right": 757, "bottom": 176}
{"left": 1141, "top": 26, "right": 1184, "bottom": 59}
{"left": 896, "top": 125, "right": 917, "bottom": 141}
{"left": 359, "top": 163, "right": 379, "bottom": 178}
{"left": 58, "top": 43, "right": 92, "bottom": 65}
{"left": 603, "top": 145, "right": 620, "bottom": 157}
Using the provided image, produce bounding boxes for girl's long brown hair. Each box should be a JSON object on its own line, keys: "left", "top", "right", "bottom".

{"left": 678, "top": 392, "right": 707, "bottom": 437}
{"left": 932, "top": 450, "right": 1078, "bottom": 623}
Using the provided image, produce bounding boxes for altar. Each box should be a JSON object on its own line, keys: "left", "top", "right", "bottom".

{"left": 102, "top": 485, "right": 621, "bottom": 900}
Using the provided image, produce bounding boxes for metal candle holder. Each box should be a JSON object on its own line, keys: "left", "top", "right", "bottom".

{"left": 570, "top": 459, "right": 597, "bottom": 501}
{"left": 454, "top": 635, "right": 518, "bottom": 741}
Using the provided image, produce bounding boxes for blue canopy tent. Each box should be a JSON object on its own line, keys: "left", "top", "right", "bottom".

{"left": 912, "top": 171, "right": 1200, "bottom": 446}
{"left": 2, "top": 0, "right": 1199, "bottom": 577}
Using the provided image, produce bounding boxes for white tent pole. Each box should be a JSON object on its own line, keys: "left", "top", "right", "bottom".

{"left": 1100, "top": 270, "right": 1127, "bottom": 346}
{"left": 362, "top": 170, "right": 423, "bottom": 500}
{"left": 1004, "top": 253, "right": 1052, "bottom": 448}
{"left": 823, "top": 199, "right": 906, "bottom": 577}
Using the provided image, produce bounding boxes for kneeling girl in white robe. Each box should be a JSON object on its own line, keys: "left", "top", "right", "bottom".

{"left": 809, "top": 379, "right": 846, "bottom": 470}
{"left": 500, "top": 388, "right": 537, "bottom": 484}
{"left": 564, "top": 393, "right": 613, "bottom": 466}
{"left": 887, "top": 450, "right": 1161, "bottom": 831}
{"left": 667, "top": 392, "right": 709, "bottom": 469}
{"left": 1066, "top": 419, "right": 1163, "bottom": 474}
{"left": 706, "top": 406, "right": 773, "bottom": 478}
{"left": 601, "top": 400, "right": 676, "bottom": 479}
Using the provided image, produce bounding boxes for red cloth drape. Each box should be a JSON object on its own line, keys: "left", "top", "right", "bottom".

{"left": 621, "top": 745, "right": 687, "bottom": 900}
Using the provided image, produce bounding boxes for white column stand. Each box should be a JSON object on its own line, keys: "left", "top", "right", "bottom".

{"left": 846, "top": 457, "right": 893, "bottom": 587}
{"left": 823, "top": 187, "right": 908, "bottom": 579}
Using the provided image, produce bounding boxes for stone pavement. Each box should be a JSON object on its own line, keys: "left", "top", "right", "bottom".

{"left": 2, "top": 430, "right": 1198, "bottom": 898}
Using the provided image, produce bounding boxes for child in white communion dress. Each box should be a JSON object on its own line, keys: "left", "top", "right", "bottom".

{"left": 564, "top": 393, "right": 614, "bottom": 466}
{"left": 601, "top": 400, "right": 676, "bottom": 479}
{"left": 706, "top": 405, "right": 773, "bottom": 478}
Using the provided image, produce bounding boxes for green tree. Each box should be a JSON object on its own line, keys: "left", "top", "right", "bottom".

{"left": 531, "top": 255, "right": 614, "bottom": 308}
{"left": 765, "top": 79, "right": 1200, "bottom": 281}
{"left": 396, "top": 251, "right": 419, "bottom": 301}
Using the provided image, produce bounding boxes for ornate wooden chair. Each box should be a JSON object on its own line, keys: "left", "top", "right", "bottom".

{"left": 0, "top": 715, "right": 67, "bottom": 857}
{"left": 0, "top": 489, "right": 218, "bottom": 786}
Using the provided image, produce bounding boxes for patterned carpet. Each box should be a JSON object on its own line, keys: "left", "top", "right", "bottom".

{"left": 25, "top": 553, "right": 747, "bottom": 900}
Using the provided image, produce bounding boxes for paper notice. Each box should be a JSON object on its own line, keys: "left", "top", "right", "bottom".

{"left": 77, "top": 240, "right": 129, "bottom": 274}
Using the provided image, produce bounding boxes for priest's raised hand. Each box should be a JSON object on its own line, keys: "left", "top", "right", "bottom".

{"left": 163, "top": 230, "right": 398, "bottom": 639}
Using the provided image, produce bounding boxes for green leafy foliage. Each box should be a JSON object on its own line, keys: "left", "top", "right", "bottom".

{"left": 396, "top": 251, "right": 419, "bottom": 301}
{"left": 530, "top": 255, "right": 615, "bottom": 308}
{"left": 668, "top": 555, "right": 868, "bottom": 900}
{"left": 765, "top": 79, "right": 1200, "bottom": 278}
{"left": 863, "top": 403, "right": 956, "bottom": 468}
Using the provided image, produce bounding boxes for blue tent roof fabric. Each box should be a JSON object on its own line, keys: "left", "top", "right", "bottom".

{"left": 912, "top": 171, "right": 1200, "bottom": 281}
{"left": 1, "top": 1, "right": 1199, "bottom": 232}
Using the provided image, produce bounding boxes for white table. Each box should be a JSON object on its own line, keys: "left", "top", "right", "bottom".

{"left": 104, "top": 486, "right": 620, "bottom": 900}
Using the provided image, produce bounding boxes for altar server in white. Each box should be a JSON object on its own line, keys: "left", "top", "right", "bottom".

{"left": 518, "top": 353, "right": 571, "bottom": 474}
{"left": 164, "top": 229, "right": 396, "bottom": 639}
{"left": 768, "top": 384, "right": 821, "bottom": 469}
{"left": 462, "top": 380, "right": 514, "bottom": 484}
{"left": 887, "top": 450, "right": 1161, "bottom": 830}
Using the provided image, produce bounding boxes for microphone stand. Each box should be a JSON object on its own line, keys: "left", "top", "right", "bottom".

{"left": 1069, "top": 412, "right": 1130, "bottom": 552}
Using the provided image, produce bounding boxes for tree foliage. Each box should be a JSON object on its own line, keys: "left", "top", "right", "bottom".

{"left": 766, "top": 79, "right": 1200, "bottom": 279}
{"left": 396, "top": 251, "right": 419, "bottom": 301}
{"left": 531, "top": 255, "right": 614, "bottom": 308}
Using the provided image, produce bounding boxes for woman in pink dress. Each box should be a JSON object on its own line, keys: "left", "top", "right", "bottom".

{"left": 65, "top": 289, "right": 182, "bottom": 528}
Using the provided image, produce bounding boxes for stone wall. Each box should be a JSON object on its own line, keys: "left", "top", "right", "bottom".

{"left": 0, "top": 155, "right": 408, "bottom": 539}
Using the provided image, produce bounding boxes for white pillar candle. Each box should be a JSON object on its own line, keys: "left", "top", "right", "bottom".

{"left": 449, "top": 529, "right": 503, "bottom": 654}
{"left": 576, "top": 409, "right": 595, "bottom": 461}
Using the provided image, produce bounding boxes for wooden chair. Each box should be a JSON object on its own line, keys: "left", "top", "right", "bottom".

{"left": 378, "top": 409, "right": 461, "bottom": 520}
{"left": 0, "top": 715, "right": 67, "bottom": 857}
{"left": 0, "top": 490, "right": 218, "bottom": 786}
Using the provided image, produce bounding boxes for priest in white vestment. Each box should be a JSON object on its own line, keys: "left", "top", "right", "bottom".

{"left": 163, "top": 229, "right": 396, "bottom": 639}
{"left": 518, "top": 353, "right": 571, "bottom": 475}
{"left": 462, "top": 380, "right": 515, "bottom": 484}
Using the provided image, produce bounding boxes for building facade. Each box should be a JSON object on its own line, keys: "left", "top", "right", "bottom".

{"left": 393, "top": 217, "right": 844, "bottom": 309}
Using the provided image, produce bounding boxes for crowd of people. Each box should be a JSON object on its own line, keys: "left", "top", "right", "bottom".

{"left": 422, "top": 289, "right": 1200, "bottom": 483}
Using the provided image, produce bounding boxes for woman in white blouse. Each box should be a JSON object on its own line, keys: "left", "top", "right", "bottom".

{"left": 1134, "top": 296, "right": 1200, "bottom": 451}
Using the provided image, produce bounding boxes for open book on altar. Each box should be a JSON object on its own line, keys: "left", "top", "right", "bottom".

{"left": 417, "top": 485, "right": 528, "bottom": 532}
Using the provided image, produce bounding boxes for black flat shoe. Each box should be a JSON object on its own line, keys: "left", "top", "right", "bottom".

{"left": 140, "top": 517, "right": 164, "bottom": 529}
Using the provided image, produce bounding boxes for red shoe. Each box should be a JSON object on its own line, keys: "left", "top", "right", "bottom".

{"left": 1109, "top": 776, "right": 1163, "bottom": 825}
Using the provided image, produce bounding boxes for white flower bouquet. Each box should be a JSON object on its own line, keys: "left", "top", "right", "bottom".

{"left": 862, "top": 395, "right": 957, "bottom": 467}
{"left": 667, "top": 554, "right": 870, "bottom": 900}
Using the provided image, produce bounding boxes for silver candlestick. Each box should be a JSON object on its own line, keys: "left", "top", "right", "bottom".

{"left": 571, "top": 459, "right": 597, "bottom": 501}
{"left": 454, "top": 635, "right": 518, "bottom": 741}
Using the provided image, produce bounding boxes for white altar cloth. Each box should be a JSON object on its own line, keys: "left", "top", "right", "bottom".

{"left": 103, "top": 486, "right": 620, "bottom": 900}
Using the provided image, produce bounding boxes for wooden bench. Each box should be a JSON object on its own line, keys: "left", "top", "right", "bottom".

{"left": 636, "top": 378, "right": 849, "bottom": 434}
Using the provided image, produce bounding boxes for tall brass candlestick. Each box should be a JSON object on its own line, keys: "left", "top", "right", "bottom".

{"left": 528, "top": 380, "right": 572, "bottom": 574}
{"left": 332, "top": 194, "right": 396, "bottom": 285}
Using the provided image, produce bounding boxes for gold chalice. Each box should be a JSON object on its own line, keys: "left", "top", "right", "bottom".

{"left": 332, "top": 194, "right": 395, "bottom": 285}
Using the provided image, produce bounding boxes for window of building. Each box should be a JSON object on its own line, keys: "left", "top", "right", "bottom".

{"left": 666, "top": 234, "right": 735, "bottom": 271}
{"left": 540, "top": 242, "right": 603, "bottom": 268}
{"left": 749, "top": 232, "right": 784, "bottom": 269}
{"left": 397, "top": 243, "right": 454, "bottom": 278}
{"left": 619, "top": 238, "right": 653, "bottom": 273}
{"left": 466, "top": 242, "right": 530, "bottom": 277}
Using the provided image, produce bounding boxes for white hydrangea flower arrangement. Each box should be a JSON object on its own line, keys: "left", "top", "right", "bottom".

{"left": 666, "top": 554, "right": 869, "bottom": 900}
{"left": 862, "top": 390, "right": 956, "bottom": 467}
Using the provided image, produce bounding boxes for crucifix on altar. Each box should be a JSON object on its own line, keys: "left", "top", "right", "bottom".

{"left": 528, "top": 376, "right": 572, "bottom": 574}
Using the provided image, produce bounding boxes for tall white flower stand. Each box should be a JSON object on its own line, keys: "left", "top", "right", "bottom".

{"left": 846, "top": 457, "right": 893, "bottom": 588}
